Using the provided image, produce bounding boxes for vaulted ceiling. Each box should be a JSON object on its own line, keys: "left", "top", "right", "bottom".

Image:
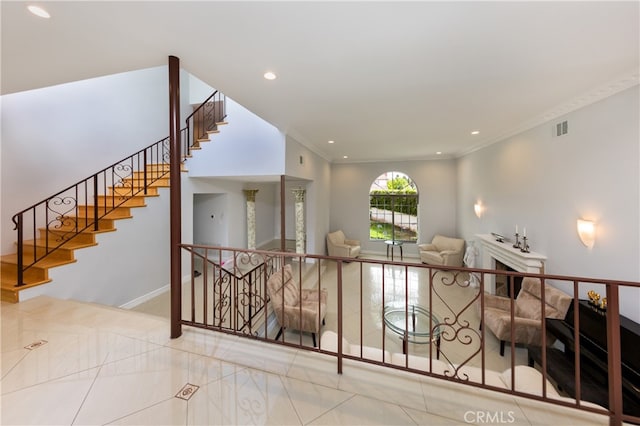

{"left": 2, "top": 1, "right": 638, "bottom": 162}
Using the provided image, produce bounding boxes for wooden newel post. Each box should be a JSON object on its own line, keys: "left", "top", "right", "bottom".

{"left": 169, "top": 55, "right": 182, "bottom": 339}
{"left": 606, "top": 284, "right": 622, "bottom": 426}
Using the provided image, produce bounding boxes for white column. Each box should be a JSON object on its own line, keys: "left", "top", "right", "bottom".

{"left": 243, "top": 189, "right": 259, "bottom": 250}
{"left": 292, "top": 188, "right": 306, "bottom": 254}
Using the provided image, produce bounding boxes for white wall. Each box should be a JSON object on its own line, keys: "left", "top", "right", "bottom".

{"left": 253, "top": 182, "right": 278, "bottom": 248}
{"left": 188, "top": 73, "right": 216, "bottom": 105}
{"left": 182, "top": 177, "right": 247, "bottom": 248}
{"left": 193, "top": 193, "right": 227, "bottom": 246}
{"left": 330, "top": 159, "right": 457, "bottom": 255}
{"left": 186, "top": 96, "right": 285, "bottom": 178}
{"left": 457, "top": 86, "right": 640, "bottom": 322}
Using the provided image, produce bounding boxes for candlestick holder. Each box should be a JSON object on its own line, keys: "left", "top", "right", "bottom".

{"left": 513, "top": 233, "right": 521, "bottom": 249}
{"left": 520, "top": 236, "right": 530, "bottom": 253}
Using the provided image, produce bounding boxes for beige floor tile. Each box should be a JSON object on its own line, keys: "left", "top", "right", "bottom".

{"left": 1, "top": 367, "right": 100, "bottom": 425}
{"left": 73, "top": 346, "right": 225, "bottom": 425}
{"left": 337, "top": 361, "right": 428, "bottom": 412}
{"left": 402, "top": 405, "right": 465, "bottom": 425}
{"left": 187, "top": 368, "right": 301, "bottom": 425}
{"left": 420, "top": 377, "right": 530, "bottom": 424}
{"left": 107, "top": 398, "right": 188, "bottom": 425}
{"left": 515, "top": 396, "right": 609, "bottom": 425}
{"left": 280, "top": 375, "right": 355, "bottom": 424}
{"left": 308, "top": 394, "right": 416, "bottom": 425}
{"left": 286, "top": 350, "right": 342, "bottom": 389}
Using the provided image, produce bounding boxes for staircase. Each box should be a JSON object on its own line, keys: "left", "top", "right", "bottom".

{"left": 1, "top": 91, "right": 227, "bottom": 303}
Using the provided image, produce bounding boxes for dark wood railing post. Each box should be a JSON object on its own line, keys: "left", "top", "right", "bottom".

{"left": 337, "top": 259, "right": 343, "bottom": 374}
{"left": 15, "top": 214, "right": 24, "bottom": 287}
{"left": 169, "top": 55, "right": 182, "bottom": 339}
{"left": 280, "top": 175, "right": 286, "bottom": 252}
{"left": 93, "top": 175, "right": 99, "bottom": 231}
{"left": 606, "top": 284, "right": 623, "bottom": 426}
{"left": 143, "top": 149, "right": 148, "bottom": 195}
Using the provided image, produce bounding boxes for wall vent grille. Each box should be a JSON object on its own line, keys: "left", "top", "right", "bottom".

{"left": 556, "top": 120, "right": 568, "bottom": 136}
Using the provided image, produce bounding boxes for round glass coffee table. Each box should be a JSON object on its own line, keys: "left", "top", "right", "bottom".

{"left": 384, "top": 240, "right": 403, "bottom": 260}
{"left": 383, "top": 302, "right": 442, "bottom": 358}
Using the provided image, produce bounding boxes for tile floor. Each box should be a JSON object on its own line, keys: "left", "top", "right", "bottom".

{"left": 1, "top": 256, "right": 610, "bottom": 425}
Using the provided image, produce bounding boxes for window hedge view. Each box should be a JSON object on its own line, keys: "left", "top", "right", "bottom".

{"left": 369, "top": 172, "right": 418, "bottom": 242}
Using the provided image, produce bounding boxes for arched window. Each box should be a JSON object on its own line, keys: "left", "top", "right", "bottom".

{"left": 369, "top": 171, "right": 418, "bottom": 242}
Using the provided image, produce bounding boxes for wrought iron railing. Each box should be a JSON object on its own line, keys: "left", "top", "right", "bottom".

{"left": 183, "top": 90, "right": 226, "bottom": 159}
{"left": 177, "top": 245, "right": 640, "bottom": 426}
{"left": 10, "top": 90, "right": 225, "bottom": 287}
{"left": 180, "top": 245, "right": 280, "bottom": 333}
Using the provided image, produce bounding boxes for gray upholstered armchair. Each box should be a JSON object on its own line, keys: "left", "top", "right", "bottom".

{"left": 326, "top": 230, "right": 361, "bottom": 258}
{"left": 477, "top": 277, "right": 572, "bottom": 356}
{"left": 418, "top": 235, "right": 465, "bottom": 266}
{"left": 266, "top": 264, "right": 327, "bottom": 347}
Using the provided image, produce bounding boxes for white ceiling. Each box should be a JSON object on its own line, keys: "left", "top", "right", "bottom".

{"left": 2, "top": 1, "right": 638, "bottom": 163}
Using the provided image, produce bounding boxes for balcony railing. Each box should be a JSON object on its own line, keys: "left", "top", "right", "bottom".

{"left": 178, "top": 244, "right": 639, "bottom": 426}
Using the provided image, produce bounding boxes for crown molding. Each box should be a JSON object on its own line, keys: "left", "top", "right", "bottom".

{"left": 459, "top": 69, "right": 640, "bottom": 158}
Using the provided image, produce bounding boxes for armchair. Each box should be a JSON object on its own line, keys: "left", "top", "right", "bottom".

{"left": 266, "top": 264, "right": 328, "bottom": 347}
{"left": 418, "top": 235, "right": 465, "bottom": 267}
{"left": 326, "top": 230, "right": 361, "bottom": 258}
{"left": 477, "top": 277, "right": 572, "bottom": 356}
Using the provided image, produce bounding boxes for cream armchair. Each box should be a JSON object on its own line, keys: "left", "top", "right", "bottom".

{"left": 477, "top": 277, "right": 572, "bottom": 356}
{"left": 418, "top": 235, "right": 465, "bottom": 266}
{"left": 266, "top": 264, "right": 328, "bottom": 347}
{"left": 326, "top": 230, "right": 361, "bottom": 258}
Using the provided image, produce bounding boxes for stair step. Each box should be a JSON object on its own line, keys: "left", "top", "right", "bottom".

{"left": 1, "top": 254, "right": 76, "bottom": 270}
{"left": 145, "top": 164, "right": 171, "bottom": 172}
{"left": 1, "top": 262, "right": 52, "bottom": 302}
{"left": 122, "top": 177, "right": 170, "bottom": 188}
{"left": 40, "top": 217, "right": 116, "bottom": 236}
{"left": 130, "top": 170, "right": 169, "bottom": 180}
{"left": 25, "top": 237, "right": 97, "bottom": 252}
{"left": 75, "top": 206, "right": 133, "bottom": 220}
{"left": 207, "top": 129, "right": 220, "bottom": 134}
{"left": 216, "top": 121, "right": 228, "bottom": 126}
{"left": 143, "top": 163, "right": 186, "bottom": 173}
{"left": 1, "top": 261, "right": 48, "bottom": 281}
{"left": 19, "top": 241, "right": 76, "bottom": 261}
{"left": 108, "top": 186, "right": 159, "bottom": 197}
{"left": 95, "top": 195, "right": 147, "bottom": 208}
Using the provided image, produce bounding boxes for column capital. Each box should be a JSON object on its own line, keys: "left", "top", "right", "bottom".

{"left": 243, "top": 189, "right": 259, "bottom": 202}
{"left": 291, "top": 188, "right": 306, "bottom": 203}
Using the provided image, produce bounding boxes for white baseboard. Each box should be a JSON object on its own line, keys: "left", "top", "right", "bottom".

{"left": 119, "top": 284, "right": 169, "bottom": 309}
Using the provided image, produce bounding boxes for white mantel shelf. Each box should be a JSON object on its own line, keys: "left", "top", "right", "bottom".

{"left": 476, "top": 234, "right": 547, "bottom": 294}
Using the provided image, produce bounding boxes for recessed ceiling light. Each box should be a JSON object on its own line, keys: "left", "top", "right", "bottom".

{"left": 471, "top": 130, "right": 480, "bottom": 135}
{"left": 343, "top": 155, "right": 348, "bottom": 159}
{"left": 28, "top": 5, "right": 50, "bottom": 18}
{"left": 328, "top": 140, "right": 335, "bottom": 144}
{"left": 436, "top": 151, "right": 442, "bottom": 155}
{"left": 263, "top": 72, "right": 277, "bottom": 80}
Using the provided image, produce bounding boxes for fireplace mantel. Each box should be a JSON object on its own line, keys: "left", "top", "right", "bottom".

{"left": 476, "top": 234, "right": 546, "bottom": 294}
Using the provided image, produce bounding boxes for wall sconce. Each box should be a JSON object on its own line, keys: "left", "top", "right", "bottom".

{"left": 474, "top": 202, "right": 483, "bottom": 218}
{"left": 577, "top": 219, "right": 595, "bottom": 248}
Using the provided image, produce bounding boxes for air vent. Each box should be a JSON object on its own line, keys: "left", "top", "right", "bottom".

{"left": 556, "top": 120, "right": 568, "bottom": 136}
